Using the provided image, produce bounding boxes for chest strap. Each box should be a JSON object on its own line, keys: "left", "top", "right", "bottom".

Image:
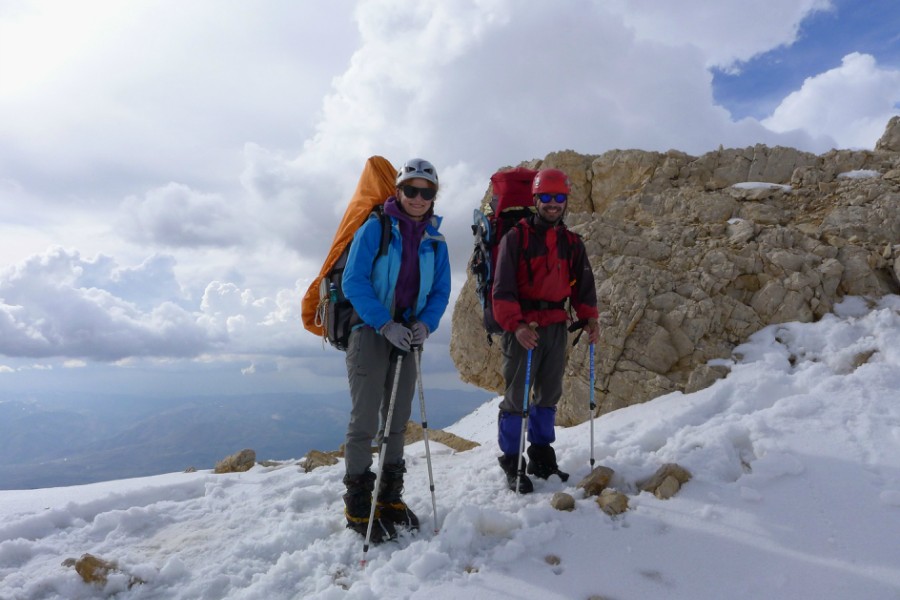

{"left": 520, "top": 299, "right": 566, "bottom": 311}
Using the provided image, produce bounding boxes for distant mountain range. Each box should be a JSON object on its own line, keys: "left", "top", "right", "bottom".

{"left": 0, "top": 389, "right": 491, "bottom": 490}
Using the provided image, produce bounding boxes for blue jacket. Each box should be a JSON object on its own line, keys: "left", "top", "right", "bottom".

{"left": 342, "top": 211, "right": 450, "bottom": 335}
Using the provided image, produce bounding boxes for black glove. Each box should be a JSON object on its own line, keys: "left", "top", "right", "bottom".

{"left": 381, "top": 321, "right": 412, "bottom": 351}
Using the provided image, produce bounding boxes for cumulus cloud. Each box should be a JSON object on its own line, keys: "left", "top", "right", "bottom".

{"left": 0, "top": 248, "right": 310, "bottom": 362}
{"left": 237, "top": 0, "right": 839, "bottom": 276}
{"left": 198, "top": 280, "right": 307, "bottom": 357}
{"left": 0, "top": 248, "right": 214, "bottom": 360}
{"left": 2, "top": 0, "right": 899, "bottom": 389}
{"left": 763, "top": 52, "right": 900, "bottom": 149}
{"left": 604, "top": 0, "right": 833, "bottom": 70}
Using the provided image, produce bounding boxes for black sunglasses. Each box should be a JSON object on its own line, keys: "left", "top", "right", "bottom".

{"left": 537, "top": 193, "right": 567, "bottom": 204}
{"left": 401, "top": 185, "right": 437, "bottom": 201}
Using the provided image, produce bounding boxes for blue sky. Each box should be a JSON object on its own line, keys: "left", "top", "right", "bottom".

{"left": 713, "top": 0, "right": 900, "bottom": 119}
{"left": 1, "top": 0, "right": 899, "bottom": 400}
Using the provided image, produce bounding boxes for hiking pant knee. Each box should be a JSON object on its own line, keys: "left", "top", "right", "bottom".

{"left": 344, "top": 326, "right": 416, "bottom": 476}
{"left": 498, "top": 321, "right": 567, "bottom": 416}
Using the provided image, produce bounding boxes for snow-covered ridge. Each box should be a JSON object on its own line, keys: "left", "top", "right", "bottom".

{"left": 2, "top": 296, "right": 900, "bottom": 599}
{"left": 838, "top": 169, "right": 880, "bottom": 179}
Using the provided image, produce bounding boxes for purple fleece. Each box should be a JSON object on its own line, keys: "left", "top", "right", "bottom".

{"left": 383, "top": 197, "right": 429, "bottom": 315}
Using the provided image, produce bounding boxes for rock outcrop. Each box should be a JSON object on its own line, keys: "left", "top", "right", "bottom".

{"left": 213, "top": 448, "right": 256, "bottom": 473}
{"left": 62, "top": 553, "right": 144, "bottom": 589}
{"left": 451, "top": 118, "right": 900, "bottom": 426}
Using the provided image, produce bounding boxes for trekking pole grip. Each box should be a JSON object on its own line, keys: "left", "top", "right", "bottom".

{"left": 390, "top": 346, "right": 409, "bottom": 361}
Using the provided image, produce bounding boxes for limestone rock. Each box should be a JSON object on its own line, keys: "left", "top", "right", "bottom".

{"left": 596, "top": 488, "right": 629, "bottom": 515}
{"left": 576, "top": 465, "right": 615, "bottom": 497}
{"left": 654, "top": 475, "right": 681, "bottom": 500}
{"left": 214, "top": 448, "right": 256, "bottom": 474}
{"left": 312, "top": 421, "right": 478, "bottom": 468}
{"left": 545, "top": 554, "right": 562, "bottom": 566}
{"left": 450, "top": 118, "right": 900, "bottom": 426}
{"left": 302, "top": 449, "right": 340, "bottom": 472}
{"left": 639, "top": 463, "right": 692, "bottom": 499}
{"left": 876, "top": 116, "right": 900, "bottom": 152}
{"left": 550, "top": 492, "right": 576, "bottom": 511}
{"left": 404, "top": 421, "right": 480, "bottom": 452}
{"left": 63, "top": 553, "right": 144, "bottom": 588}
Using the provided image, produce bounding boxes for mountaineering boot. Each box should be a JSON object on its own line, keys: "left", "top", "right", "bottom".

{"left": 498, "top": 453, "right": 534, "bottom": 494}
{"left": 376, "top": 460, "right": 420, "bottom": 531}
{"left": 526, "top": 444, "right": 570, "bottom": 482}
{"left": 343, "top": 471, "right": 397, "bottom": 544}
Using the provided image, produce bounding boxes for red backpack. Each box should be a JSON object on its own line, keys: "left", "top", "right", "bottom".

{"left": 469, "top": 167, "right": 538, "bottom": 336}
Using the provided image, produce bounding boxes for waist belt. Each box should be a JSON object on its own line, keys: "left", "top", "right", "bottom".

{"left": 520, "top": 299, "right": 566, "bottom": 311}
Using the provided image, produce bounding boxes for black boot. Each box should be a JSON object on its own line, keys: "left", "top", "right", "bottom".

{"left": 498, "top": 453, "right": 533, "bottom": 494}
{"left": 343, "top": 471, "right": 397, "bottom": 544}
{"left": 526, "top": 445, "right": 570, "bottom": 482}
{"left": 376, "top": 460, "right": 419, "bottom": 531}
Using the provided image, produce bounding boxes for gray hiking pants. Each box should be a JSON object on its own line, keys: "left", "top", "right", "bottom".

{"left": 498, "top": 321, "right": 567, "bottom": 414}
{"left": 344, "top": 326, "right": 417, "bottom": 476}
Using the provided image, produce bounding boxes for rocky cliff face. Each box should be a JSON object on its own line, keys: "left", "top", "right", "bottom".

{"left": 450, "top": 117, "right": 900, "bottom": 426}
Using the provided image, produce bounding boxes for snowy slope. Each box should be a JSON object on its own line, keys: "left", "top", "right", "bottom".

{"left": 2, "top": 296, "right": 900, "bottom": 599}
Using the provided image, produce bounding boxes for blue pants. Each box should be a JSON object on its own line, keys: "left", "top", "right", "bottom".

{"left": 497, "top": 322, "right": 566, "bottom": 455}
{"left": 498, "top": 406, "right": 557, "bottom": 455}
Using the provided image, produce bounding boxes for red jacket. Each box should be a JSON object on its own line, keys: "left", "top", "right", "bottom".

{"left": 492, "top": 216, "right": 598, "bottom": 331}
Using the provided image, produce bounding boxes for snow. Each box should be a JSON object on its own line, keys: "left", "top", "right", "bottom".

{"left": 731, "top": 181, "right": 793, "bottom": 191}
{"left": 2, "top": 296, "right": 900, "bottom": 599}
{"left": 838, "top": 169, "right": 880, "bottom": 179}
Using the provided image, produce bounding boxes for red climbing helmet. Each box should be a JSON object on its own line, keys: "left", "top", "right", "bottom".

{"left": 531, "top": 168, "right": 571, "bottom": 195}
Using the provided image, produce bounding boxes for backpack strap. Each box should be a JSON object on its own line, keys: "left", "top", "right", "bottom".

{"left": 558, "top": 226, "right": 571, "bottom": 261}
{"left": 345, "top": 207, "right": 391, "bottom": 334}
{"left": 375, "top": 205, "right": 391, "bottom": 257}
{"left": 516, "top": 220, "right": 535, "bottom": 286}
{"left": 562, "top": 229, "right": 579, "bottom": 284}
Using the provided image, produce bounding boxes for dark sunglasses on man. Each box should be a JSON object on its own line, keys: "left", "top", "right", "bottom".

{"left": 537, "top": 193, "right": 567, "bottom": 204}
{"left": 401, "top": 184, "right": 437, "bottom": 201}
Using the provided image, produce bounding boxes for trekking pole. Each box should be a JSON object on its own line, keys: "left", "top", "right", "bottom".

{"left": 515, "top": 322, "right": 538, "bottom": 495}
{"left": 413, "top": 346, "right": 440, "bottom": 534}
{"left": 589, "top": 342, "right": 596, "bottom": 469}
{"left": 361, "top": 348, "right": 405, "bottom": 567}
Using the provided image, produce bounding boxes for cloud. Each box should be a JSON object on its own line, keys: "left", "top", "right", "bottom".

{"left": 0, "top": 1, "right": 358, "bottom": 200}
{"left": 2, "top": 0, "right": 899, "bottom": 393}
{"left": 763, "top": 52, "right": 900, "bottom": 149}
{"left": 0, "top": 247, "right": 321, "bottom": 362}
{"left": 236, "top": 0, "right": 846, "bottom": 281}
{"left": 0, "top": 248, "right": 215, "bottom": 360}
{"left": 120, "top": 183, "right": 246, "bottom": 248}
{"left": 604, "top": 0, "right": 833, "bottom": 70}
{"left": 79, "top": 254, "right": 186, "bottom": 310}
{"left": 239, "top": 0, "right": 853, "bottom": 212}
{"left": 198, "top": 280, "right": 314, "bottom": 357}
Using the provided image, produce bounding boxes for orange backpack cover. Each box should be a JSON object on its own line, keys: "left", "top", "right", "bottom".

{"left": 301, "top": 155, "right": 396, "bottom": 337}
